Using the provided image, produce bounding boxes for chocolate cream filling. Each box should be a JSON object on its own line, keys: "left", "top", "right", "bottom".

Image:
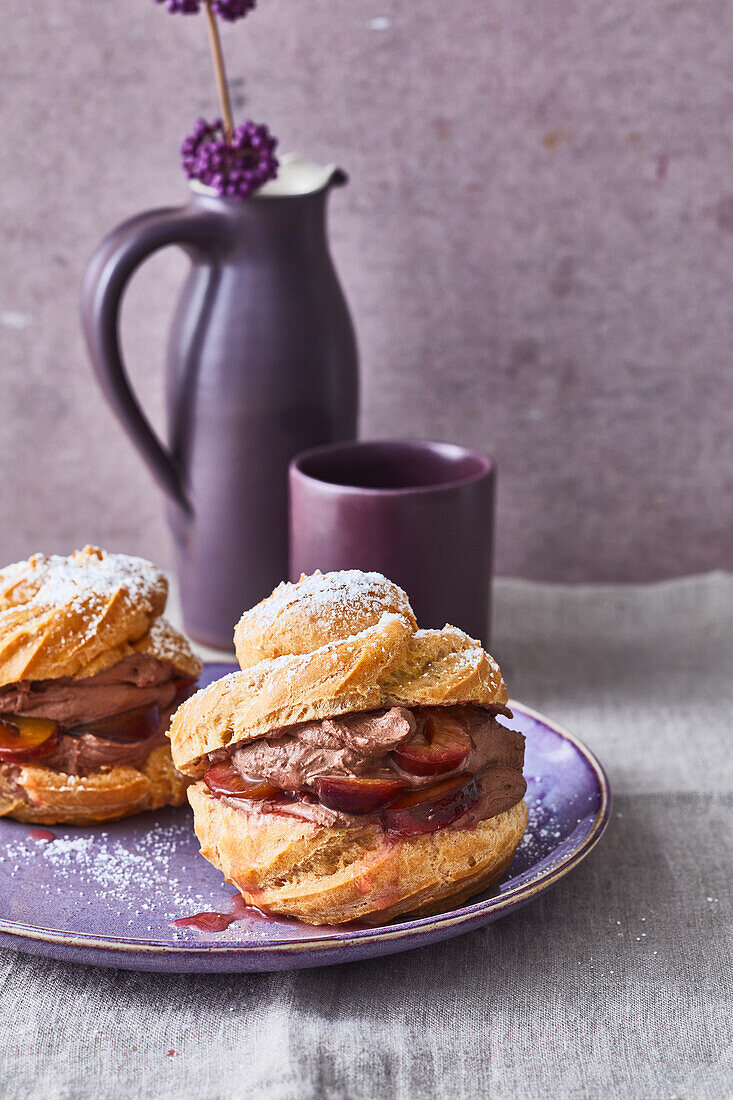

{"left": 0, "top": 654, "right": 185, "bottom": 776}
{"left": 221, "top": 704, "right": 526, "bottom": 830}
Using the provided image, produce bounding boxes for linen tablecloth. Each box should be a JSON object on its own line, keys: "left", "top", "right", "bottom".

{"left": 1, "top": 574, "right": 730, "bottom": 1099}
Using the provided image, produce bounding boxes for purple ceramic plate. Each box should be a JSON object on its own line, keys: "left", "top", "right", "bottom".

{"left": 0, "top": 664, "right": 610, "bottom": 972}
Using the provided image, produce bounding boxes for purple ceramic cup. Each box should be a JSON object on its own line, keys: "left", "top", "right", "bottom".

{"left": 289, "top": 440, "right": 496, "bottom": 643}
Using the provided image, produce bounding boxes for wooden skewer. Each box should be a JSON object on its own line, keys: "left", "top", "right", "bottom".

{"left": 203, "top": 1, "right": 234, "bottom": 144}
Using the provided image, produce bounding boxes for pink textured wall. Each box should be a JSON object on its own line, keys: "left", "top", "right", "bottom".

{"left": 1, "top": 0, "right": 732, "bottom": 580}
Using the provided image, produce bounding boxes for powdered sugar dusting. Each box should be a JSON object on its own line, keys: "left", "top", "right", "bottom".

{"left": 0, "top": 546, "right": 164, "bottom": 617}
{"left": 246, "top": 570, "right": 409, "bottom": 630}
{"left": 0, "top": 810, "right": 356, "bottom": 945}
{"left": 137, "top": 616, "right": 201, "bottom": 674}
{"left": 235, "top": 570, "right": 505, "bottom": 703}
{"left": 0, "top": 816, "right": 229, "bottom": 937}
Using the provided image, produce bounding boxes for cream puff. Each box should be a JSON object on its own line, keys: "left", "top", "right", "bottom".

{"left": 169, "top": 570, "right": 527, "bottom": 925}
{"left": 0, "top": 545, "right": 202, "bottom": 824}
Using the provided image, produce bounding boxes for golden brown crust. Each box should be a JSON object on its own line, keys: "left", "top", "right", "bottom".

{"left": 181, "top": 570, "right": 524, "bottom": 925}
{"left": 133, "top": 617, "right": 202, "bottom": 677}
{"left": 0, "top": 744, "right": 189, "bottom": 825}
{"left": 0, "top": 546, "right": 202, "bottom": 823}
{"left": 76, "top": 617, "right": 203, "bottom": 680}
{"left": 171, "top": 617, "right": 506, "bottom": 776}
{"left": 189, "top": 783, "right": 527, "bottom": 925}
{"left": 234, "top": 570, "right": 417, "bottom": 669}
{"left": 383, "top": 626, "right": 508, "bottom": 707}
{"left": 0, "top": 546, "right": 170, "bottom": 687}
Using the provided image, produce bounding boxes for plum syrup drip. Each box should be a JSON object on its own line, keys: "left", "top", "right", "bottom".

{"left": 171, "top": 892, "right": 285, "bottom": 932}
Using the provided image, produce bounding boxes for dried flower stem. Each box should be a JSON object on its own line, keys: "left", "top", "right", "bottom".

{"left": 203, "top": 1, "right": 234, "bottom": 143}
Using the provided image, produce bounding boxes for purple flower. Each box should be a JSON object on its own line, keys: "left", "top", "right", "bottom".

{"left": 153, "top": 0, "right": 200, "bottom": 12}
{"left": 152, "top": 0, "right": 256, "bottom": 19}
{"left": 212, "top": 0, "right": 256, "bottom": 20}
{"left": 181, "top": 118, "right": 278, "bottom": 198}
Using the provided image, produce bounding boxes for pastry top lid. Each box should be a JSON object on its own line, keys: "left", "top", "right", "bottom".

{"left": 171, "top": 569, "right": 506, "bottom": 776}
{"left": 0, "top": 546, "right": 201, "bottom": 686}
{"left": 234, "top": 569, "right": 417, "bottom": 668}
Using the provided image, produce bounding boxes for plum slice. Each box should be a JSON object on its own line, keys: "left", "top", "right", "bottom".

{"left": 315, "top": 775, "right": 407, "bottom": 814}
{"left": 392, "top": 710, "right": 471, "bottom": 776}
{"left": 0, "top": 716, "right": 59, "bottom": 763}
{"left": 69, "top": 704, "right": 161, "bottom": 743}
{"left": 205, "top": 760, "right": 282, "bottom": 801}
{"left": 381, "top": 774, "right": 479, "bottom": 836}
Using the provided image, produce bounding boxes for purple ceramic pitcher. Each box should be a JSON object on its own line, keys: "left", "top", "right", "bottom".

{"left": 81, "top": 158, "right": 358, "bottom": 648}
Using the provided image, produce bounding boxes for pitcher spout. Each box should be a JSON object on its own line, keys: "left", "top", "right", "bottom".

{"left": 256, "top": 154, "right": 347, "bottom": 198}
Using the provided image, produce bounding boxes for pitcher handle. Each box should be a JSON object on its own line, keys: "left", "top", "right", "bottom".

{"left": 80, "top": 206, "right": 215, "bottom": 515}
